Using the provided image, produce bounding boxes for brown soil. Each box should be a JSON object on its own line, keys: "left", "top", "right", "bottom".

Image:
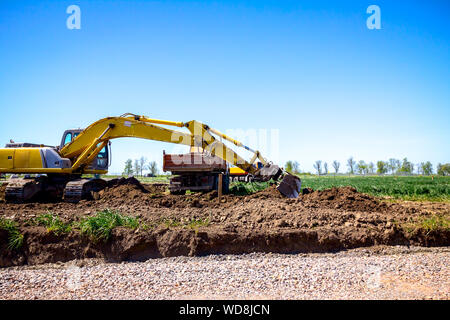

{"left": 0, "top": 178, "right": 449, "bottom": 267}
{"left": 0, "top": 183, "right": 6, "bottom": 202}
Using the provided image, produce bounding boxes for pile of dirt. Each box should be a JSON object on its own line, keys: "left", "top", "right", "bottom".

{"left": 249, "top": 185, "right": 284, "bottom": 200}
{"left": 96, "top": 177, "right": 149, "bottom": 203}
{"left": 144, "top": 183, "right": 168, "bottom": 194}
{"left": 106, "top": 176, "right": 144, "bottom": 188}
{"left": 1, "top": 222, "right": 449, "bottom": 268}
{"left": 300, "top": 186, "right": 390, "bottom": 212}
{"left": 1, "top": 180, "right": 449, "bottom": 267}
{"left": 0, "top": 183, "right": 6, "bottom": 202}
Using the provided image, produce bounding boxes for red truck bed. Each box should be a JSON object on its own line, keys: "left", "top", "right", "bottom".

{"left": 163, "top": 152, "right": 227, "bottom": 173}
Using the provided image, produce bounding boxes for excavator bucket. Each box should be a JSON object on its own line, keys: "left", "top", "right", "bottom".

{"left": 256, "top": 164, "right": 283, "bottom": 181}
{"left": 277, "top": 174, "right": 302, "bottom": 198}
{"left": 254, "top": 164, "right": 301, "bottom": 198}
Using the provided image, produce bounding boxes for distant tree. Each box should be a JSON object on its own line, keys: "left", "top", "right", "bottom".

{"left": 148, "top": 161, "right": 159, "bottom": 176}
{"left": 420, "top": 161, "right": 433, "bottom": 175}
{"left": 416, "top": 163, "right": 422, "bottom": 174}
{"left": 134, "top": 159, "right": 141, "bottom": 177}
{"left": 332, "top": 160, "right": 340, "bottom": 174}
{"left": 388, "top": 158, "right": 400, "bottom": 174}
{"left": 437, "top": 163, "right": 450, "bottom": 176}
{"left": 313, "top": 160, "right": 322, "bottom": 176}
{"left": 291, "top": 161, "right": 300, "bottom": 174}
{"left": 368, "top": 162, "right": 375, "bottom": 174}
{"left": 149, "top": 161, "right": 158, "bottom": 176}
{"left": 285, "top": 161, "right": 293, "bottom": 173}
{"left": 323, "top": 162, "right": 328, "bottom": 175}
{"left": 285, "top": 161, "right": 300, "bottom": 174}
{"left": 376, "top": 161, "right": 388, "bottom": 174}
{"left": 357, "top": 160, "right": 368, "bottom": 175}
{"left": 139, "top": 156, "right": 147, "bottom": 176}
{"left": 398, "top": 158, "right": 414, "bottom": 175}
{"left": 123, "top": 159, "right": 133, "bottom": 176}
{"left": 347, "top": 157, "right": 356, "bottom": 175}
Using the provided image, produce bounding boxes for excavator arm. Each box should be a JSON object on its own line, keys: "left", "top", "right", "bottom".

{"left": 60, "top": 114, "right": 279, "bottom": 180}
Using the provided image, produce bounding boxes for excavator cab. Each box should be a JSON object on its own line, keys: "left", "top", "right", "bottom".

{"left": 60, "top": 129, "right": 110, "bottom": 170}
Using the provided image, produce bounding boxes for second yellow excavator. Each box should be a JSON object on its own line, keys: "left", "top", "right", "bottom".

{"left": 0, "top": 113, "right": 301, "bottom": 202}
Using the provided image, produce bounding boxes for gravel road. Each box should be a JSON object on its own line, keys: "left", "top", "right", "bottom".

{"left": 0, "top": 246, "right": 449, "bottom": 300}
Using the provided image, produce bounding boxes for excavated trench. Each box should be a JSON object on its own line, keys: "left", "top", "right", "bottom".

{"left": 0, "top": 178, "right": 449, "bottom": 267}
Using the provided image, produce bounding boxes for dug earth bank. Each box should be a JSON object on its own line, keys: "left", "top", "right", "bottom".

{"left": 0, "top": 178, "right": 449, "bottom": 267}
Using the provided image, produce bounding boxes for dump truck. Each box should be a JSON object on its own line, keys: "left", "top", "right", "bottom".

{"left": 163, "top": 151, "right": 229, "bottom": 194}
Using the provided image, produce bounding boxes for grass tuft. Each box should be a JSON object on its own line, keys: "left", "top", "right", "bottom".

{"left": 418, "top": 215, "right": 450, "bottom": 234}
{"left": 0, "top": 217, "right": 24, "bottom": 250}
{"left": 402, "top": 214, "right": 450, "bottom": 235}
{"left": 299, "top": 175, "right": 450, "bottom": 202}
{"left": 35, "top": 212, "right": 72, "bottom": 235}
{"left": 186, "top": 218, "right": 210, "bottom": 230}
{"left": 163, "top": 218, "right": 182, "bottom": 228}
{"left": 77, "top": 209, "right": 139, "bottom": 242}
{"left": 229, "top": 181, "right": 273, "bottom": 195}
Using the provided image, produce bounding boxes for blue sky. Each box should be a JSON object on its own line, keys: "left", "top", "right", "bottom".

{"left": 0, "top": 0, "right": 449, "bottom": 174}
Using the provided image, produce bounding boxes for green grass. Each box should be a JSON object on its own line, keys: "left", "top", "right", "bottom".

{"left": 163, "top": 218, "right": 182, "bottom": 228}
{"left": 34, "top": 212, "right": 72, "bottom": 235}
{"left": 229, "top": 180, "right": 273, "bottom": 195}
{"left": 402, "top": 214, "right": 450, "bottom": 234}
{"left": 298, "top": 175, "right": 450, "bottom": 202}
{"left": 419, "top": 215, "right": 450, "bottom": 232}
{"left": 186, "top": 218, "right": 210, "bottom": 230}
{"left": 0, "top": 217, "right": 24, "bottom": 250}
{"left": 229, "top": 175, "right": 449, "bottom": 201}
{"left": 77, "top": 209, "right": 140, "bottom": 242}
{"left": 161, "top": 217, "right": 210, "bottom": 230}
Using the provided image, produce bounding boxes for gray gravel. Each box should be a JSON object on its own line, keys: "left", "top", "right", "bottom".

{"left": 0, "top": 246, "right": 449, "bottom": 300}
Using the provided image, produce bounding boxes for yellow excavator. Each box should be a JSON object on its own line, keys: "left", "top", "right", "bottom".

{"left": 0, "top": 113, "right": 301, "bottom": 202}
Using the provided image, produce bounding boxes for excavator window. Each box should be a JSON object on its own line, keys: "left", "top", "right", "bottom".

{"left": 96, "top": 145, "right": 108, "bottom": 168}
{"left": 98, "top": 146, "right": 107, "bottom": 158}
{"left": 63, "top": 133, "right": 72, "bottom": 146}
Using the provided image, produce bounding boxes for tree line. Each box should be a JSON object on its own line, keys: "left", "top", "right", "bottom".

{"left": 123, "top": 157, "right": 159, "bottom": 177}
{"left": 285, "top": 158, "right": 450, "bottom": 176}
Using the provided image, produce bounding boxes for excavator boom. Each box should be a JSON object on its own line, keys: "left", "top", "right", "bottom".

{"left": 0, "top": 113, "right": 301, "bottom": 201}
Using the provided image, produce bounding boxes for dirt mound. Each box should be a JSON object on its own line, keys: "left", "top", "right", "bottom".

{"left": 249, "top": 185, "right": 284, "bottom": 199}
{"left": 96, "top": 177, "right": 149, "bottom": 203}
{"left": 1, "top": 182, "right": 449, "bottom": 267}
{"left": 144, "top": 183, "right": 168, "bottom": 194}
{"left": 301, "top": 186, "right": 389, "bottom": 212}
{"left": 105, "top": 177, "right": 146, "bottom": 189}
{"left": 0, "top": 183, "right": 6, "bottom": 202}
{"left": 1, "top": 223, "right": 449, "bottom": 267}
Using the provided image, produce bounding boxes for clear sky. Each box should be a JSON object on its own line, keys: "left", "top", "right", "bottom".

{"left": 0, "top": 0, "right": 449, "bottom": 174}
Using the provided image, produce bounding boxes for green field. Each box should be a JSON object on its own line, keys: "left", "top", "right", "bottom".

{"left": 298, "top": 175, "right": 450, "bottom": 202}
